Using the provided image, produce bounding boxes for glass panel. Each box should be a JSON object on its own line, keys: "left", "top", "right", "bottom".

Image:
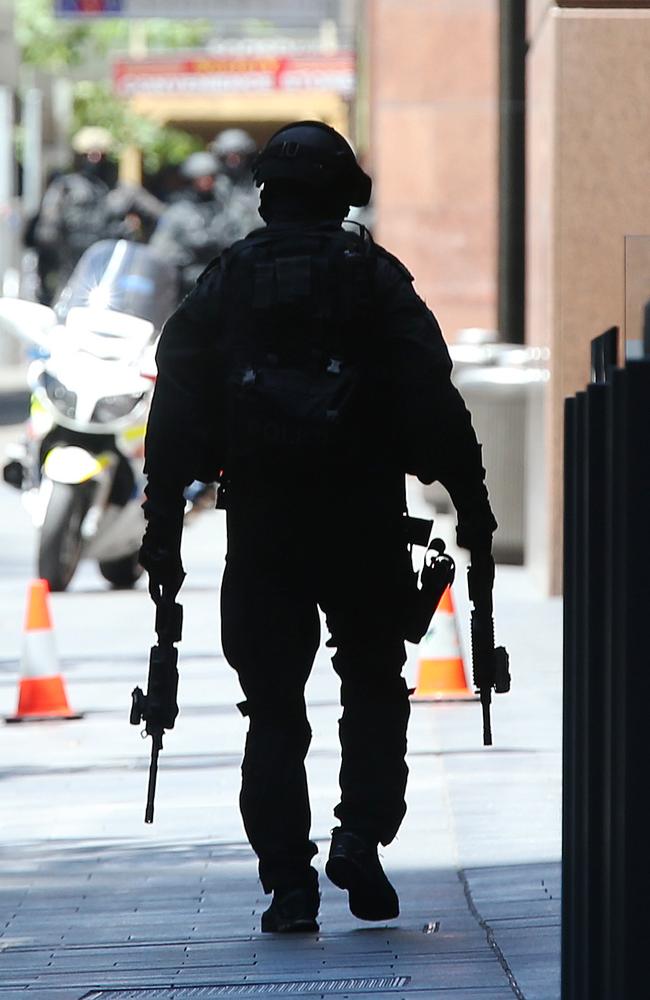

{"left": 54, "top": 239, "right": 179, "bottom": 332}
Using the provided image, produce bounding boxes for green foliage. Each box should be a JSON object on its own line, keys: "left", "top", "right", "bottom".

{"left": 72, "top": 81, "right": 202, "bottom": 172}
{"left": 16, "top": 0, "right": 213, "bottom": 70}
{"left": 16, "top": 0, "right": 211, "bottom": 171}
{"left": 103, "top": 19, "right": 214, "bottom": 52}
{"left": 16, "top": 0, "right": 94, "bottom": 71}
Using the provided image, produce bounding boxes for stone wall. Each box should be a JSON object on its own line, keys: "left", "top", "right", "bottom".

{"left": 368, "top": 0, "right": 499, "bottom": 339}
{"left": 527, "top": 4, "right": 650, "bottom": 591}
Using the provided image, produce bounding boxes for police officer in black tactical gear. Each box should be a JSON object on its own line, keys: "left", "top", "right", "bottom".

{"left": 211, "top": 127, "right": 258, "bottom": 183}
{"left": 140, "top": 121, "right": 497, "bottom": 934}
{"left": 32, "top": 127, "right": 115, "bottom": 300}
{"left": 210, "top": 128, "right": 263, "bottom": 241}
{"left": 150, "top": 151, "right": 232, "bottom": 298}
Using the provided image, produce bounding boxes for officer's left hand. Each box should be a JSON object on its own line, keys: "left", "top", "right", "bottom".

{"left": 456, "top": 503, "right": 498, "bottom": 553}
{"left": 139, "top": 517, "right": 185, "bottom": 596}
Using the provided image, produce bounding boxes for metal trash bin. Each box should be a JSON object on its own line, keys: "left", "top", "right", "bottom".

{"left": 423, "top": 335, "right": 550, "bottom": 565}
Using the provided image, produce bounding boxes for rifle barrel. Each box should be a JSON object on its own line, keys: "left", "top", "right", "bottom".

{"left": 144, "top": 737, "right": 161, "bottom": 824}
{"left": 481, "top": 691, "right": 493, "bottom": 746}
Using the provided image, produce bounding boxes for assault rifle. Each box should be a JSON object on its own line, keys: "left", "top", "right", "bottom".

{"left": 130, "top": 582, "right": 182, "bottom": 823}
{"left": 467, "top": 550, "right": 510, "bottom": 745}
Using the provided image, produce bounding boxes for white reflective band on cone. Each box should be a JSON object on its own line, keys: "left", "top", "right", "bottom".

{"left": 21, "top": 628, "right": 59, "bottom": 679}
{"left": 421, "top": 609, "right": 463, "bottom": 660}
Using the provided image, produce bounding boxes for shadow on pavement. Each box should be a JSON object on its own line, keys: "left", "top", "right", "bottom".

{"left": 0, "top": 835, "right": 560, "bottom": 999}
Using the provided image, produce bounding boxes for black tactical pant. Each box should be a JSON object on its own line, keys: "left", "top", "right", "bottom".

{"left": 220, "top": 471, "right": 412, "bottom": 893}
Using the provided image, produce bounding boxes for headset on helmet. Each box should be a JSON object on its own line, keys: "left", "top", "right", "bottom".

{"left": 252, "top": 121, "right": 371, "bottom": 208}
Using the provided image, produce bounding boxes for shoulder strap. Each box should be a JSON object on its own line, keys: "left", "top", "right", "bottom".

{"left": 195, "top": 253, "right": 225, "bottom": 285}
{"left": 374, "top": 244, "right": 414, "bottom": 283}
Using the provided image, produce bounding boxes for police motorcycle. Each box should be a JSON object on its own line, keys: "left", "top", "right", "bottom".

{"left": 1, "top": 239, "right": 178, "bottom": 591}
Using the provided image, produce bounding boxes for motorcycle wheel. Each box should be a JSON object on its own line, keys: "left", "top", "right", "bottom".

{"left": 98, "top": 553, "right": 143, "bottom": 590}
{"left": 38, "top": 481, "right": 92, "bottom": 592}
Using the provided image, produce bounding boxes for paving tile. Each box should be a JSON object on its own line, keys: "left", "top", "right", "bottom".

{"left": 0, "top": 492, "right": 561, "bottom": 999}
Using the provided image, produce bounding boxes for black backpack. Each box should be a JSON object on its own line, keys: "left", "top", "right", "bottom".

{"left": 216, "top": 224, "right": 377, "bottom": 467}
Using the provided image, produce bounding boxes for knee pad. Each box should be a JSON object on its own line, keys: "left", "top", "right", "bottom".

{"left": 244, "top": 695, "right": 311, "bottom": 746}
{"left": 341, "top": 673, "right": 409, "bottom": 709}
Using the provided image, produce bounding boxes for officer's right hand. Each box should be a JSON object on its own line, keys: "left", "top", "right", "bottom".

{"left": 139, "top": 543, "right": 185, "bottom": 595}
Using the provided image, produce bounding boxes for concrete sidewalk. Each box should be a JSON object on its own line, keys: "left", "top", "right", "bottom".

{"left": 0, "top": 481, "right": 562, "bottom": 1000}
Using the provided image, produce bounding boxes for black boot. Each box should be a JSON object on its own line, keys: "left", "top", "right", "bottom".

{"left": 261, "top": 870, "right": 320, "bottom": 933}
{"left": 325, "top": 828, "right": 399, "bottom": 921}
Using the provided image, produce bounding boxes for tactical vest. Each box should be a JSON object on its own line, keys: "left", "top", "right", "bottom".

{"left": 59, "top": 174, "right": 110, "bottom": 255}
{"left": 215, "top": 224, "right": 378, "bottom": 470}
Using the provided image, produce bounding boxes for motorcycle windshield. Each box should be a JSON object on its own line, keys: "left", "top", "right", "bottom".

{"left": 55, "top": 240, "right": 179, "bottom": 332}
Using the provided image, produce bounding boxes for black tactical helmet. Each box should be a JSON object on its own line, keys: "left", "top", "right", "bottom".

{"left": 252, "top": 121, "right": 371, "bottom": 207}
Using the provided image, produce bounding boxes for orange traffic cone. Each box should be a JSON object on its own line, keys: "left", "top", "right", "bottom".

{"left": 411, "top": 586, "right": 477, "bottom": 701}
{"left": 6, "top": 580, "right": 82, "bottom": 723}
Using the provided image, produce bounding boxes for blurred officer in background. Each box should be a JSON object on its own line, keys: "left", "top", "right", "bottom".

{"left": 140, "top": 121, "right": 497, "bottom": 933}
{"left": 105, "top": 183, "right": 166, "bottom": 245}
{"left": 211, "top": 127, "right": 257, "bottom": 184}
{"left": 150, "top": 150, "right": 231, "bottom": 297}
{"left": 31, "top": 127, "right": 114, "bottom": 300}
{"left": 211, "top": 127, "right": 262, "bottom": 239}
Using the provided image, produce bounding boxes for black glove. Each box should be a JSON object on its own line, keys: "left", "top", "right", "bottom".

{"left": 139, "top": 513, "right": 185, "bottom": 595}
{"left": 456, "top": 503, "right": 498, "bottom": 553}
